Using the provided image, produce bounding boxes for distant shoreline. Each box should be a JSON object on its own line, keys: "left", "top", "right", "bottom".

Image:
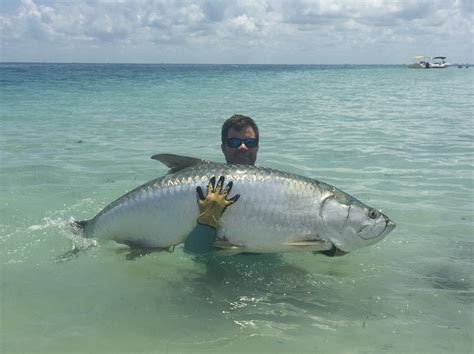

{"left": 1, "top": 62, "right": 471, "bottom": 67}
{"left": 0, "top": 62, "right": 430, "bottom": 66}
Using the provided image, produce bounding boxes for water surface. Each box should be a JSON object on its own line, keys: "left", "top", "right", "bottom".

{"left": 1, "top": 63, "right": 472, "bottom": 353}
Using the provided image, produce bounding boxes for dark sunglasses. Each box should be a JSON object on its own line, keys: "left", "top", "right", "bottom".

{"left": 226, "top": 137, "right": 258, "bottom": 148}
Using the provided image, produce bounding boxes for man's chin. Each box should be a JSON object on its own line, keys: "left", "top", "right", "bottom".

{"left": 232, "top": 155, "right": 251, "bottom": 164}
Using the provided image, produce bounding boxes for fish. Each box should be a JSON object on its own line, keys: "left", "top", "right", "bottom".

{"left": 73, "top": 154, "right": 395, "bottom": 255}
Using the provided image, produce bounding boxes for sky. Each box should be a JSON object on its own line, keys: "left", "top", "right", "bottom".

{"left": 1, "top": 0, "right": 472, "bottom": 64}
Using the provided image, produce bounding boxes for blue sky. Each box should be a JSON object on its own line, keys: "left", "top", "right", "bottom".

{"left": 1, "top": 0, "right": 472, "bottom": 64}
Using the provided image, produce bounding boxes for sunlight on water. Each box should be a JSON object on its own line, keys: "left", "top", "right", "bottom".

{"left": 0, "top": 64, "right": 472, "bottom": 353}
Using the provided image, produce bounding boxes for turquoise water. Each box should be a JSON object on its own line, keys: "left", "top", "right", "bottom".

{"left": 1, "top": 63, "right": 472, "bottom": 353}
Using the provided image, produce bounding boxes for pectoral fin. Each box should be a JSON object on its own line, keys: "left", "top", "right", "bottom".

{"left": 214, "top": 239, "right": 245, "bottom": 250}
{"left": 282, "top": 239, "right": 334, "bottom": 252}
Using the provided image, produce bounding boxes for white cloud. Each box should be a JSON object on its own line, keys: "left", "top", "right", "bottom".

{"left": 229, "top": 14, "right": 257, "bottom": 33}
{"left": 0, "top": 0, "right": 472, "bottom": 63}
{"left": 179, "top": 3, "right": 205, "bottom": 23}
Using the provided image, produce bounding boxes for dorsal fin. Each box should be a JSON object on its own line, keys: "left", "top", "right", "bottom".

{"left": 151, "top": 154, "right": 208, "bottom": 174}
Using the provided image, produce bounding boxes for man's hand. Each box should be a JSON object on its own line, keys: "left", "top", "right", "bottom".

{"left": 196, "top": 176, "right": 240, "bottom": 228}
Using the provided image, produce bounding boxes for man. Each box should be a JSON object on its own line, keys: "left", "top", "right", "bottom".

{"left": 183, "top": 114, "right": 344, "bottom": 257}
{"left": 184, "top": 114, "right": 258, "bottom": 254}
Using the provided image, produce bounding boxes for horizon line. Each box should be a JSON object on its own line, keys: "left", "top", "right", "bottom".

{"left": 2, "top": 61, "right": 471, "bottom": 66}
{"left": 0, "top": 61, "right": 419, "bottom": 65}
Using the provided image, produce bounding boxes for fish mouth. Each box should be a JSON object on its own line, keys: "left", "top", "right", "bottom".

{"left": 382, "top": 219, "right": 396, "bottom": 236}
{"left": 359, "top": 216, "right": 396, "bottom": 240}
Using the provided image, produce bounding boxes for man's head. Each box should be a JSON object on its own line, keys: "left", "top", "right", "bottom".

{"left": 221, "top": 114, "right": 259, "bottom": 165}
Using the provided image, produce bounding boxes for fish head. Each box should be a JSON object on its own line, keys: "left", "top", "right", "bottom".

{"left": 320, "top": 190, "right": 395, "bottom": 253}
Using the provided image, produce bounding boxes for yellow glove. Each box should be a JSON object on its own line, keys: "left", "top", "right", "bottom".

{"left": 196, "top": 176, "right": 240, "bottom": 229}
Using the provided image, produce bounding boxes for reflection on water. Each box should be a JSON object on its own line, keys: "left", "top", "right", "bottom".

{"left": 175, "top": 252, "right": 359, "bottom": 337}
{"left": 425, "top": 265, "right": 473, "bottom": 304}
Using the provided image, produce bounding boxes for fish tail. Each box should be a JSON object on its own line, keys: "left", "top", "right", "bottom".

{"left": 70, "top": 218, "right": 91, "bottom": 236}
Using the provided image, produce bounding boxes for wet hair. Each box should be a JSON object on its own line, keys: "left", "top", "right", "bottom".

{"left": 221, "top": 114, "right": 259, "bottom": 144}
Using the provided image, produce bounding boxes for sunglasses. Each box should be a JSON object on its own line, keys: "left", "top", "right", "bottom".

{"left": 226, "top": 137, "right": 258, "bottom": 148}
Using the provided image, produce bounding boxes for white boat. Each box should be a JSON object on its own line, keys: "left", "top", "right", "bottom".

{"left": 407, "top": 56, "right": 450, "bottom": 69}
{"left": 430, "top": 56, "right": 450, "bottom": 68}
{"left": 407, "top": 56, "right": 431, "bottom": 69}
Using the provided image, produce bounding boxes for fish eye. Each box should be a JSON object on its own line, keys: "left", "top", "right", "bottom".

{"left": 368, "top": 209, "right": 379, "bottom": 219}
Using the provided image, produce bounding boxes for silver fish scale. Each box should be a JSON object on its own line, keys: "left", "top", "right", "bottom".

{"left": 83, "top": 162, "right": 333, "bottom": 252}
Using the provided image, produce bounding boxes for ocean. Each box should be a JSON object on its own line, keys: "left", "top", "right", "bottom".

{"left": 0, "top": 63, "right": 472, "bottom": 353}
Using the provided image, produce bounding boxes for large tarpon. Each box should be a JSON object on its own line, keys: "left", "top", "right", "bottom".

{"left": 73, "top": 154, "right": 395, "bottom": 254}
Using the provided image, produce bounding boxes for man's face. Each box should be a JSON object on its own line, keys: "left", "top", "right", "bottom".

{"left": 221, "top": 126, "right": 258, "bottom": 165}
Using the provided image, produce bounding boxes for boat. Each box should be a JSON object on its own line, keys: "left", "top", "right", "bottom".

{"left": 430, "top": 56, "right": 450, "bottom": 68}
{"left": 407, "top": 56, "right": 450, "bottom": 69}
{"left": 407, "top": 56, "right": 431, "bottom": 69}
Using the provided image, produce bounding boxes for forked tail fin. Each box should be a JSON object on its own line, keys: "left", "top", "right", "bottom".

{"left": 57, "top": 218, "right": 96, "bottom": 262}
{"left": 70, "top": 218, "right": 90, "bottom": 235}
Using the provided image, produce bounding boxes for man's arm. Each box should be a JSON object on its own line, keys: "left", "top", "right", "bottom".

{"left": 184, "top": 176, "right": 239, "bottom": 255}
{"left": 184, "top": 224, "right": 217, "bottom": 255}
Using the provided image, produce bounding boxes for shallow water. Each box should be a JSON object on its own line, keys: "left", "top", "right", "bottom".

{"left": 1, "top": 63, "right": 472, "bottom": 353}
